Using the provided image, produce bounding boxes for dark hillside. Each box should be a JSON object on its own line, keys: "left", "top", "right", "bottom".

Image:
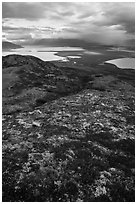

{"left": 2, "top": 41, "right": 23, "bottom": 50}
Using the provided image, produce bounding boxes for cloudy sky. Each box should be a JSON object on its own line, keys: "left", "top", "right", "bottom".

{"left": 2, "top": 2, "right": 135, "bottom": 47}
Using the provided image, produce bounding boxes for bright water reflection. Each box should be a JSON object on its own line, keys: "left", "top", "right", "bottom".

{"left": 105, "top": 58, "right": 135, "bottom": 69}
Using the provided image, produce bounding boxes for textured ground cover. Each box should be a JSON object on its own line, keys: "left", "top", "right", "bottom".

{"left": 2, "top": 55, "right": 135, "bottom": 201}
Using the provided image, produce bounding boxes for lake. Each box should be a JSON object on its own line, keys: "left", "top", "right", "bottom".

{"left": 2, "top": 46, "right": 83, "bottom": 61}
{"left": 105, "top": 58, "right": 135, "bottom": 69}
{"left": 2, "top": 46, "right": 103, "bottom": 62}
{"left": 2, "top": 47, "right": 135, "bottom": 69}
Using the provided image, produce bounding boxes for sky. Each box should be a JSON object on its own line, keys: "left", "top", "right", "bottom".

{"left": 2, "top": 2, "right": 135, "bottom": 47}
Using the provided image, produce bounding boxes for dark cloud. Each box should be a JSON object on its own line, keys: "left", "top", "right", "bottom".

{"left": 95, "top": 3, "right": 135, "bottom": 34}
{"left": 7, "top": 33, "right": 32, "bottom": 41}
{"left": 78, "top": 13, "right": 92, "bottom": 19}
{"left": 24, "top": 38, "right": 99, "bottom": 48}
{"left": 57, "top": 10, "right": 74, "bottom": 17}
{"left": 2, "top": 2, "right": 75, "bottom": 20}
{"left": 2, "top": 2, "right": 135, "bottom": 46}
{"left": 62, "top": 27, "right": 79, "bottom": 33}
{"left": 2, "top": 2, "right": 46, "bottom": 20}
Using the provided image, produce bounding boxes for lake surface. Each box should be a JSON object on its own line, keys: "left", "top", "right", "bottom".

{"left": 107, "top": 47, "right": 135, "bottom": 53}
{"left": 2, "top": 47, "right": 83, "bottom": 61}
{"left": 2, "top": 46, "right": 135, "bottom": 69}
{"left": 84, "top": 51, "right": 102, "bottom": 55}
{"left": 2, "top": 46, "right": 103, "bottom": 62}
{"left": 105, "top": 58, "right": 135, "bottom": 69}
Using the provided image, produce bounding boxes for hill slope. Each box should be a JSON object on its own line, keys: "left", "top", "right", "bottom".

{"left": 2, "top": 41, "right": 23, "bottom": 50}
{"left": 2, "top": 55, "right": 135, "bottom": 202}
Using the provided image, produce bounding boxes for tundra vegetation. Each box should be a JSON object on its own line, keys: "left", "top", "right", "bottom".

{"left": 2, "top": 54, "right": 135, "bottom": 202}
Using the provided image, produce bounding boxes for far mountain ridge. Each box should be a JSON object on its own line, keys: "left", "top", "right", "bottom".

{"left": 2, "top": 41, "right": 23, "bottom": 50}
{"left": 22, "top": 38, "right": 135, "bottom": 50}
